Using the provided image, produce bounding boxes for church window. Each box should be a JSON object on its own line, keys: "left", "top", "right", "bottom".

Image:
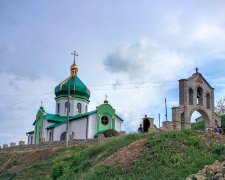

{"left": 189, "top": 88, "right": 194, "bottom": 105}
{"left": 206, "top": 93, "right": 210, "bottom": 109}
{"left": 30, "top": 136, "right": 33, "bottom": 145}
{"left": 57, "top": 103, "right": 60, "bottom": 114}
{"left": 77, "top": 103, "right": 82, "bottom": 114}
{"left": 85, "top": 105, "right": 88, "bottom": 113}
{"left": 101, "top": 116, "right": 109, "bottom": 125}
{"left": 197, "top": 87, "right": 203, "bottom": 105}
{"left": 49, "top": 131, "right": 53, "bottom": 141}
{"left": 60, "top": 132, "right": 66, "bottom": 141}
{"left": 65, "top": 102, "right": 70, "bottom": 113}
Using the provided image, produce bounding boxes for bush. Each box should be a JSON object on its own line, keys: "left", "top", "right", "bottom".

{"left": 51, "top": 161, "right": 68, "bottom": 179}
{"left": 103, "top": 129, "right": 119, "bottom": 138}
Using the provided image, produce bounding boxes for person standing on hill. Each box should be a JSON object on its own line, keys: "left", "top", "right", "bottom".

{"left": 138, "top": 124, "right": 143, "bottom": 133}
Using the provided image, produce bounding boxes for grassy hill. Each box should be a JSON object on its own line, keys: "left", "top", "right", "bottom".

{"left": 1, "top": 131, "right": 225, "bottom": 180}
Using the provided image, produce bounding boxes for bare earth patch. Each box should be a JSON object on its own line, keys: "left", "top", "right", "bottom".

{"left": 100, "top": 139, "right": 147, "bottom": 170}
{"left": 0, "top": 148, "right": 59, "bottom": 173}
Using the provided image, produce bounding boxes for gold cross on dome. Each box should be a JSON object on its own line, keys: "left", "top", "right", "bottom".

{"left": 71, "top": 50, "right": 79, "bottom": 64}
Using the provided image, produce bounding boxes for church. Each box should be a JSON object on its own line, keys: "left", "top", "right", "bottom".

{"left": 26, "top": 53, "right": 124, "bottom": 144}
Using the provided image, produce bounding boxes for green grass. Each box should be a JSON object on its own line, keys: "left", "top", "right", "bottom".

{"left": 2, "top": 131, "right": 225, "bottom": 180}
{"left": 191, "top": 121, "right": 205, "bottom": 131}
{"left": 221, "top": 114, "right": 225, "bottom": 127}
{"left": 74, "top": 131, "right": 225, "bottom": 180}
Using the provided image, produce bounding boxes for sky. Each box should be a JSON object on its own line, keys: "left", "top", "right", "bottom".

{"left": 1, "top": 0, "right": 225, "bottom": 146}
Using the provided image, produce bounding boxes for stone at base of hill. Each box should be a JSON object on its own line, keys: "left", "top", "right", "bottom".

{"left": 187, "top": 160, "right": 225, "bottom": 180}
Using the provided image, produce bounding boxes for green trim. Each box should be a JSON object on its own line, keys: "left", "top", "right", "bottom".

{"left": 97, "top": 102, "right": 115, "bottom": 132}
{"left": 94, "top": 130, "right": 107, "bottom": 138}
{"left": 46, "top": 110, "right": 97, "bottom": 129}
{"left": 34, "top": 106, "right": 45, "bottom": 144}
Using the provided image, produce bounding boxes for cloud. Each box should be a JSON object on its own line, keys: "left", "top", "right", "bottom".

{"left": 0, "top": 73, "right": 57, "bottom": 146}
{"left": 104, "top": 38, "right": 193, "bottom": 81}
{"left": 101, "top": 38, "right": 199, "bottom": 130}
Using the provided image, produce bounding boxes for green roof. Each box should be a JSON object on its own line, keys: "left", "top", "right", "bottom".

{"left": 46, "top": 110, "right": 97, "bottom": 129}
{"left": 26, "top": 131, "right": 34, "bottom": 135}
{"left": 45, "top": 114, "right": 68, "bottom": 122}
{"left": 55, "top": 75, "right": 90, "bottom": 101}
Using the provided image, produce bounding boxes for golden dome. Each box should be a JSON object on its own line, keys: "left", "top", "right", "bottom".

{"left": 70, "top": 63, "right": 78, "bottom": 76}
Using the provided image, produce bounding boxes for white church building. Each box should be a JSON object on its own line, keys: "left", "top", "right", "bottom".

{"left": 26, "top": 55, "right": 124, "bottom": 144}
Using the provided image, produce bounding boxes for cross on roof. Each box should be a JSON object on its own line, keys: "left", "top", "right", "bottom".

{"left": 41, "top": 101, "right": 43, "bottom": 107}
{"left": 105, "top": 94, "right": 108, "bottom": 101}
{"left": 71, "top": 50, "right": 78, "bottom": 64}
{"left": 195, "top": 67, "right": 199, "bottom": 73}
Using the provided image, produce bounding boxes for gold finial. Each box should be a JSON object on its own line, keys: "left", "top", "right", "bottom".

{"left": 70, "top": 50, "right": 79, "bottom": 76}
{"left": 70, "top": 63, "right": 78, "bottom": 76}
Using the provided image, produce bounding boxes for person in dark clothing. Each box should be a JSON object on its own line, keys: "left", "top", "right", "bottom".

{"left": 138, "top": 124, "right": 143, "bottom": 133}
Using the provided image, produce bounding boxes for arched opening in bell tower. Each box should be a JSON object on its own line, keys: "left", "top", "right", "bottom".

{"left": 190, "top": 109, "right": 209, "bottom": 131}
{"left": 189, "top": 88, "right": 194, "bottom": 105}
{"left": 197, "top": 87, "right": 203, "bottom": 105}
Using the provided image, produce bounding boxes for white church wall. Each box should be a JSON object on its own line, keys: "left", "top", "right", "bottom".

{"left": 55, "top": 97, "right": 89, "bottom": 116}
{"left": 88, "top": 114, "right": 97, "bottom": 139}
{"left": 70, "top": 118, "right": 87, "bottom": 139}
{"left": 115, "top": 118, "right": 121, "bottom": 132}
{"left": 53, "top": 123, "right": 67, "bottom": 141}
{"left": 42, "top": 120, "right": 55, "bottom": 141}
{"left": 27, "top": 134, "right": 34, "bottom": 144}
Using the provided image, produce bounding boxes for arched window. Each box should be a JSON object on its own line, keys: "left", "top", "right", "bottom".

{"left": 85, "top": 105, "right": 88, "bottom": 113}
{"left": 60, "top": 132, "right": 66, "bottom": 141}
{"left": 72, "top": 131, "right": 75, "bottom": 140}
{"left": 197, "top": 87, "right": 203, "bottom": 105}
{"left": 30, "top": 136, "right": 33, "bottom": 145}
{"left": 57, "top": 103, "right": 60, "bottom": 114}
{"left": 206, "top": 93, "right": 210, "bottom": 109}
{"left": 101, "top": 116, "right": 109, "bottom": 125}
{"left": 189, "top": 88, "right": 194, "bottom": 105}
{"left": 49, "top": 131, "right": 53, "bottom": 141}
{"left": 65, "top": 102, "right": 70, "bottom": 113}
{"left": 77, "top": 103, "right": 82, "bottom": 114}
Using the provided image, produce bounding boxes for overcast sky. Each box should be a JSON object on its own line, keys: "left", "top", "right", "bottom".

{"left": 1, "top": 0, "right": 225, "bottom": 146}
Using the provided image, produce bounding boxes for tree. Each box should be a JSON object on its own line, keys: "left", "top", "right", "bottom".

{"left": 215, "top": 97, "right": 225, "bottom": 115}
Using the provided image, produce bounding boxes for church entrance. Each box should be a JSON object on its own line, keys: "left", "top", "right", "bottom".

{"left": 143, "top": 118, "right": 150, "bottom": 132}
{"left": 60, "top": 132, "right": 66, "bottom": 141}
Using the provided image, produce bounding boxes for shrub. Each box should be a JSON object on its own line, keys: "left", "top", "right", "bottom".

{"left": 103, "top": 129, "right": 119, "bottom": 138}
{"left": 51, "top": 161, "right": 68, "bottom": 179}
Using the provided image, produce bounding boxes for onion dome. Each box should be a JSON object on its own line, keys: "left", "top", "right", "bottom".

{"left": 54, "top": 63, "right": 90, "bottom": 101}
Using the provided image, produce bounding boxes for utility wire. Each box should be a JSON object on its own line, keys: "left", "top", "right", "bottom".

{"left": 0, "top": 76, "right": 225, "bottom": 97}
